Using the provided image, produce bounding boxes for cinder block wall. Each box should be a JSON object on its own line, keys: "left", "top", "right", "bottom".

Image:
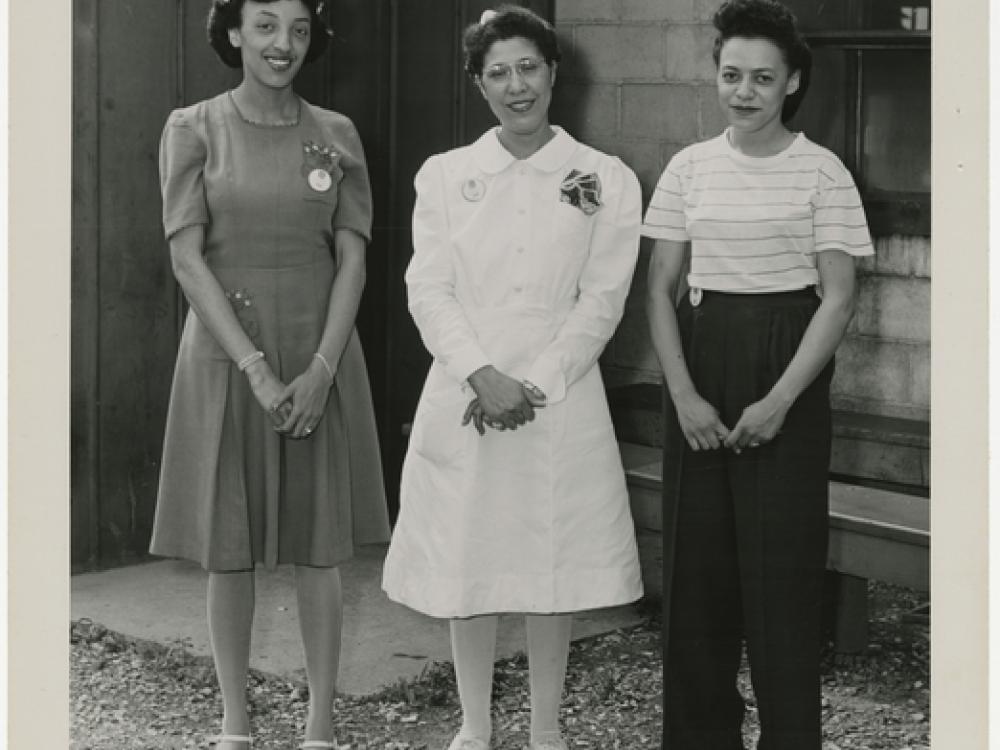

{"left": 550, "top": 1, "right": 930, "bottom": 425}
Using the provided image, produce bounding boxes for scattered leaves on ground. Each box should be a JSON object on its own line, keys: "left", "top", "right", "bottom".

{"left": 71, "top": 583, "right": 928, "bottom": 749}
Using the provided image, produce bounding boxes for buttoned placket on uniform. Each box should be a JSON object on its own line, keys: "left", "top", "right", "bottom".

{"left": 511, "top": 163, "right": 531, "bottom": 297}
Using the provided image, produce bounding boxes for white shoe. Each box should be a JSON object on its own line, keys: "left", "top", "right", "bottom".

{"left": 447, "top": 736, "right": 489, "bottom": 750}
{"left": 525, "top": 739, "right": 568, "bottom": 750}
{"left": 208, "top": 735, "right": 252, "bottom": 748}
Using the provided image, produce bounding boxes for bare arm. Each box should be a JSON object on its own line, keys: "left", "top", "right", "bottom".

{"left": 724, "top": 249, "right": 856, "bottom": 451}
{"left": 646, "top": 238, "right": 730, "bottom": 451}
{"left": 169, "top": 225, "right": 289, "bottom": 423}
{"left": 277, "top": 228, "right": 367, "bottom": 438}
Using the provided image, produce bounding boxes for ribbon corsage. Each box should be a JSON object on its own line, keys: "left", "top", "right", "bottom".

{"left": 302, "top": 141, "right": 342, "bottom": 193}
{"left": 559, "top": 170, "right": 602, "bottom": 216}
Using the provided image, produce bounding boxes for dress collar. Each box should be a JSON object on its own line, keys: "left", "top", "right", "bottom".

{"left": 472, "top": 126, "right": 578, "bottom": 174}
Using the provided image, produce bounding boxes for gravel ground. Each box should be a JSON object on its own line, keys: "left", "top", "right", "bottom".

{"left": 70, "top": 583, "right": 928, "bottom": 750}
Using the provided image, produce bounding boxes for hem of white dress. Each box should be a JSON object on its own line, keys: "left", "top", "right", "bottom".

{"left": 381, "top": 567, "right": 644, "bottom": 619}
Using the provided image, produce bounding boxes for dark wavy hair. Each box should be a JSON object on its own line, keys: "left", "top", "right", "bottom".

{"left": 207, "top": 0, "right": 332, "bottom": 69}
{"left": 462, "top": 5, "right": 562, "bottom": 79}
{"left": 711, "top": 0, "right": 812, "bottom": 122}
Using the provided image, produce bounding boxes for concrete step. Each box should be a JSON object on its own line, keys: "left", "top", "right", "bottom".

{"left": 609, "top": 383, "right": 929, "bottom": 489}
{"left": 618, "top": 441, "right": 930, "bottom": 599}
{"left": 71, "top": 544, "right": 644, "bottom": 694}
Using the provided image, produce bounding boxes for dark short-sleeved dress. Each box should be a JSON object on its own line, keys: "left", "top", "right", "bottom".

{"left": 149, "top": 92, "right": 391, "bottom": 572}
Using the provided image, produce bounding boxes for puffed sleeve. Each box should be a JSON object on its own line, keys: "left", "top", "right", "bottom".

{"left": 812, "top": 157, "right": 874, "bottom": 257}
{"left": 332, "top": 119, "right": 373, "bottom": 243}
{"left": 640, "top": 153, "right": 689, "bottom": 241}
{"left": 159, "top": 109, "right": 209, "bottom": 240}
{"left": 525, "top": 158, "right": 642, "bottom": 404}
{"left": 405, "top": 156, "right": 492, "bottom": 384}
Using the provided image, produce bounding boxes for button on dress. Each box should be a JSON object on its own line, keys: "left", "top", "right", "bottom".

{"left": 150, "top": 93, "right": 390, "bottom": 572}
{"left": 381, "top": 128, "right": 644, "bottom": 617}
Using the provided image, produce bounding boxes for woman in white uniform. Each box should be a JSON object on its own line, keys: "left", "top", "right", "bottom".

{"left": 381, "top": 6, "right": 643, "bottom": 750}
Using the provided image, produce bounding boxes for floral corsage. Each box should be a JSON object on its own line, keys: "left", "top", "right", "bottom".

{"left": 302, "top": 141, "right": 342, "bottom": 193}
{"left": 559, "top": 170, "right": 603, "bottom": 215}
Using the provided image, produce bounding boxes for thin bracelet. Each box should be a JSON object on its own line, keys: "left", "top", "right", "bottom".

{"left": 237, "top": 350, "right": 264, "bottom": 371}
{"left": 313, "top": 352, "right": 335, "bottom": 382}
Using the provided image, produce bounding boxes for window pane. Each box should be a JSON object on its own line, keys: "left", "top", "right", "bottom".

{"left": 793, "top": 47, "right": 848, "bottom": 162}
{"left": 862, "top": 0, "right": 931, "bottom": 31}
{"left": 783, "top": 0, "right": 931, "bottom": 32}
{"left": 782, "top": 1, "right": 852, "bottom": 32}
{"left": 861, "top": 50, "right": 931, "bottom": 194}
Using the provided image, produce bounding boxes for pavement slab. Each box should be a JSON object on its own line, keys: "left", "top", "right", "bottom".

{"left": 71, "top": 544, "right": 643, "bottom": 695}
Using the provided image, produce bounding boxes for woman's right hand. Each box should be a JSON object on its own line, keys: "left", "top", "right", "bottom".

{"left": 463, "top": 382, "right": 546, "bottom": 436}
{"left": 243, "top": 359, "right": 292, "bottom": 427}
{"left": 467, "top": 365, "right": 538, "bottom": 430}
{"left": 673, "top": 389, "right": 729, "bottom": 451}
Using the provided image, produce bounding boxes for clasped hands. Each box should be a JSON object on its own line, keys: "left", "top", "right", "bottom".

{"left": 674, "top": 388, "right": 790, "bottom": 453}
{"left": 245, "top": 357, "right": 334, "bottom": 439}
{"left": 462, "top": 365, "right": 547, "bottom": 436}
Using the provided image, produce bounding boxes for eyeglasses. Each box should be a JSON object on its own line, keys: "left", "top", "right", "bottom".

{"left": 481, "top": 57, "right": 547, "bottom": 85}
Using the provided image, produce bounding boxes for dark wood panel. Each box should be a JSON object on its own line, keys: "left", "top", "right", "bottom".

{"left": 96, "top": 0, "right": 182, "bottom": 566}
{"left": 182, "top": 0, "right": 241, "bottom": 105}
{"left": 71, "top": 0, "right": 101, "bottom": 571}
{"left": 315, "top": 2, "right": 392, "bottom": 438}
{"left": 383, "top": 0, "right": 461, "bottom": 516}
{"left": 329, "top": 5, "right": 395, "bottom": 481}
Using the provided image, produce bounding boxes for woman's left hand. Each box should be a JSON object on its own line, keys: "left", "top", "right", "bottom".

{"left": 276, "top": 359, "right": 335, "bottom": 439}
{"left": 724, "top": 394, "right": 791, "bottom": 454}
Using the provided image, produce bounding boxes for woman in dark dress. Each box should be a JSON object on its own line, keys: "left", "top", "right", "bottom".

{"left": 149, "top": 2, "right": 389, "bottom": 747}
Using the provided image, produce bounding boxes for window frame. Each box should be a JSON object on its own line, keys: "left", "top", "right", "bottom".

{"left": 799, "top": 27, "right": 931, "bottom": 237}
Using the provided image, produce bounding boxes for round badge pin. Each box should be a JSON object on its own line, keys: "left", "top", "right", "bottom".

{"left": 308, "top": 168, "right": 332, "bottom": 192}
{"left": 461, "top": 177, "right": 486, "bottom": 202}
{"left": 690, "top": 287, "right": 703, "bottom": 307}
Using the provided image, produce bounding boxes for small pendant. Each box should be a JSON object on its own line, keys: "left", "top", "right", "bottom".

{"left": 461, "top": 177, "right": 486, "bottom": 202}
{"left": 689, "top": 287, "right": 703, "bottom": 307}
{"left": 308, "top": 168, "right": 332, "bottom": 192}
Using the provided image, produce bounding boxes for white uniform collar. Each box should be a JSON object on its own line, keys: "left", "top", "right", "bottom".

{"left": 472, "top": 126, "right": 577, "bottom": 174}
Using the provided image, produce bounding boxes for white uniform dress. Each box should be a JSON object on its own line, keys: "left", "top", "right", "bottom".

{"left": 381, "top": 127, "right": 644, "bottom": 618}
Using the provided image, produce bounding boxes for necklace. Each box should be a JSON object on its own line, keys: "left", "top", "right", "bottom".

{"left": 228, "top": 91, "right": 301, "bottom": 128}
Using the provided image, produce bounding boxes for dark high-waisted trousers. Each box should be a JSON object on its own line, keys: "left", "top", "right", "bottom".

{"left": 660, "top": 288, "right": 833, "bottom": 750}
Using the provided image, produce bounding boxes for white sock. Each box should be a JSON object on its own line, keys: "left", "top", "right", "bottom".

{"left": 526, "top": 614, "right": 572, "bottom": 744}
{"left": 450, "top": 615, "right": 498, "bottom": 742}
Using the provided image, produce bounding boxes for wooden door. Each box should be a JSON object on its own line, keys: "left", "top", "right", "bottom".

{"left": 72, "top": 0, "right": 216, "bottom": 570}
{"left": 71, "top": 0, "right": 553, "bottom": 568}
{"left": 70, "top": 0, "right": 370, "bottom": 570}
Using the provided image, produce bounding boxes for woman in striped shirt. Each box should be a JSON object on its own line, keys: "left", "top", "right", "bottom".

{"left": 642, "top": 1, "right": 873, "bottom": 748}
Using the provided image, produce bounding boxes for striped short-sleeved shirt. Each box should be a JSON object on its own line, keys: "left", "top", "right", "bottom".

{"left": 642, "top": 130, "right": 874, "bottom": 293}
